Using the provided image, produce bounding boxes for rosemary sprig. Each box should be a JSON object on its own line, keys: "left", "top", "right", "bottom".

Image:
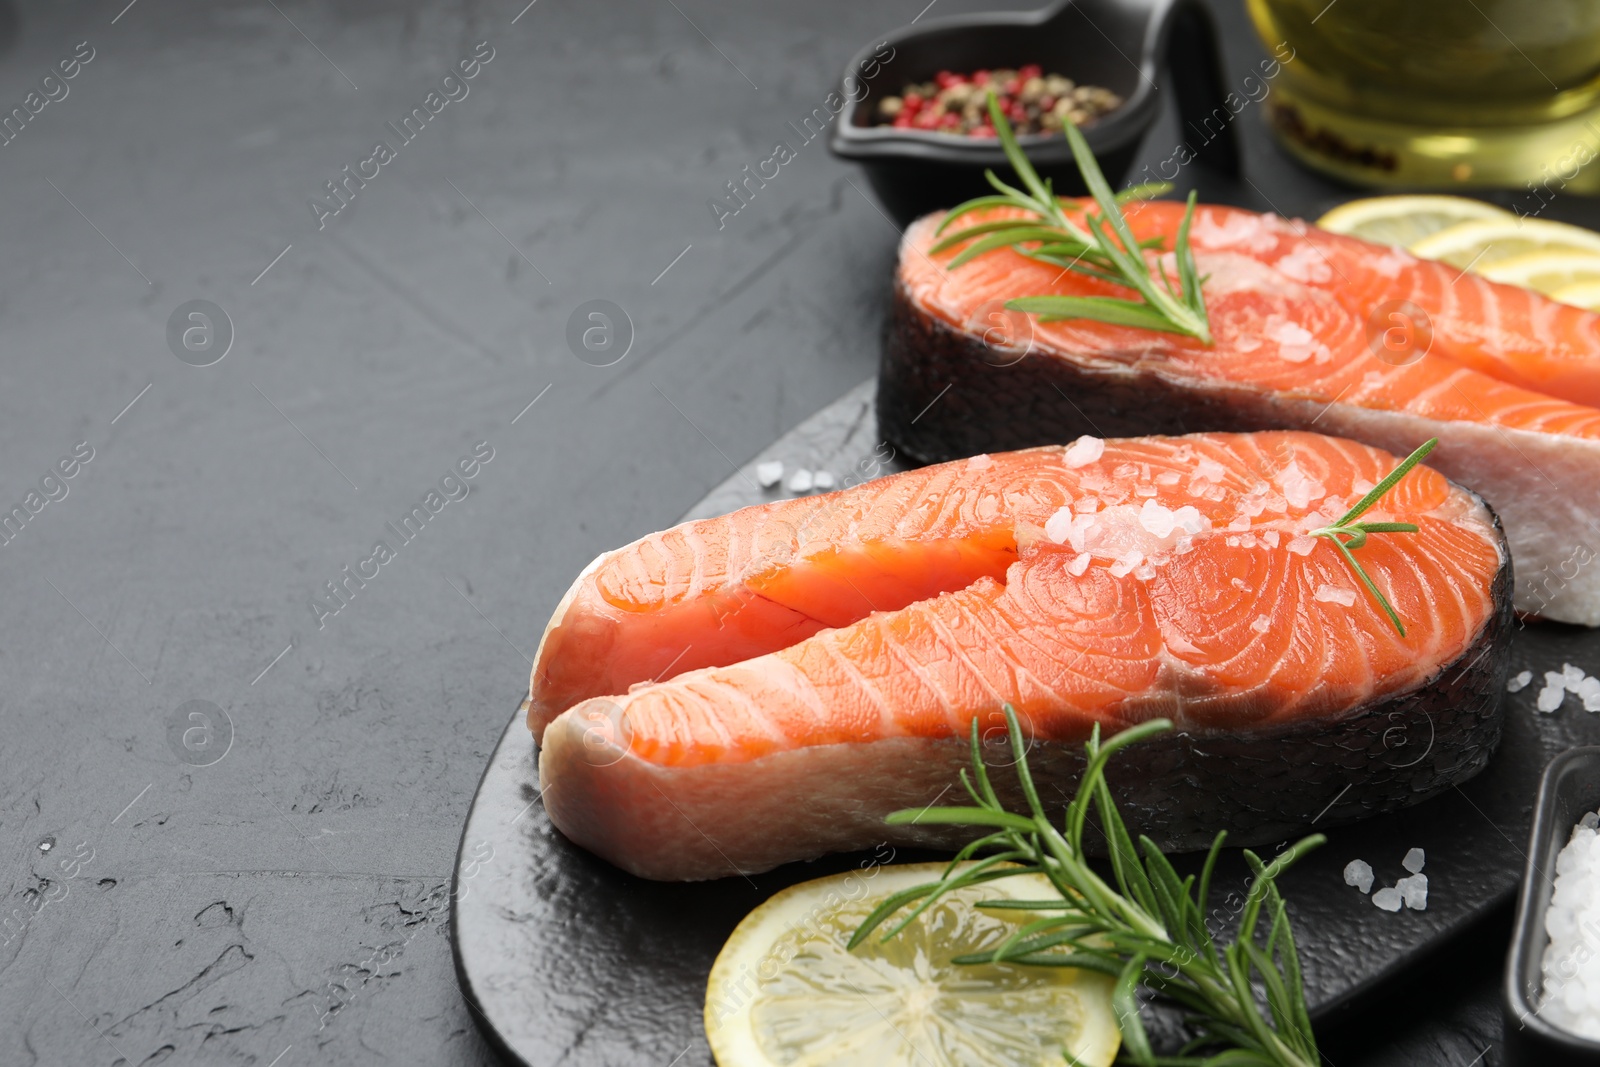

{"left": 929, "top": 91, "right": 1212, "bottom": 344}
{"left": 850, "top": 707, "right": 1323, "bottom": 1067}
{"left": 1310, "top": 437, "right": 1439, "bottom": 637}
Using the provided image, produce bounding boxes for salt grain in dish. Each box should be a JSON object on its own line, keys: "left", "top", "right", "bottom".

{"left": 1507, "top": 670, "right": 1533, "bottom": 693}
{"left": 785, "top": 469, "right": 813, "bottom": 494}
{"left": 1538, "top": 807, "right": 1600, "bottom": 1038}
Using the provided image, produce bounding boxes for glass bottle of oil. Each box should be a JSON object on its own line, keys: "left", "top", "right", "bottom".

{"left": 1247, "top": 0, "right": 1600, "bottom": 193}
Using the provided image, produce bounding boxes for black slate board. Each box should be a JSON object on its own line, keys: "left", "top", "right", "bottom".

{"left": 452, "top": 379, "right": 1600, "bottom": 1065}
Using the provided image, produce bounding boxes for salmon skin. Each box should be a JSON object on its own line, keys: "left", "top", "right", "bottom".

{"left": 879, "top": 200, "right": 1600, "bottom": 625}
{"left": 531, "top": 432, "right": 1511, "bottom": 881}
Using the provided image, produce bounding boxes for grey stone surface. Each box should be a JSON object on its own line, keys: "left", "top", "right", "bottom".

{"left": 1, "top": 0, "right": 1583, "bottom": 1063}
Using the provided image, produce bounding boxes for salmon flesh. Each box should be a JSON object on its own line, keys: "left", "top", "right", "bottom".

{"left": 530, "top": 432, "right": 1510, "bottom": 880}
{"left": 880, "top": 201, "right": 1600, "bottom": 625}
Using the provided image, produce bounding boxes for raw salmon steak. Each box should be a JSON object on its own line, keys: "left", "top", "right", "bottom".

{"left": 879, "top": 199, "right": 1600, "bottom": 624}
{"left": 531, "top": 431, "right": 1511, "bottom": 880}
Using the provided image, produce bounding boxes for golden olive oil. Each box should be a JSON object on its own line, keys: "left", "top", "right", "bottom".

{"left": 1247, "top": 0, "right": 1600, "bottom": 192}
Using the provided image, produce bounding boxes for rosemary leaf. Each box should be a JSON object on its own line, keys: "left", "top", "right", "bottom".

{"left": 1117, "top": 180, "right": 1175, "bottom": 203}
{"left": 1007, "top": 294, "right": 1206, "bottom": 335}
{"left": 1115, "top": 952, "right": 1156, "bottom": 1064}
{"left": 1310, "top": 437, "right": 1439, "bottom": 636}
{"left": 854, "top": 706, "right": 1324, "bottom": 1067}
{"left": 928, "top": 91, "right": 1214, "bottom": 343}
{"left": 1334, "top": 437, "right": 1438, "bottom": 527}
{"left": 882, "top": 806, "right": 1035, "bottom": 831}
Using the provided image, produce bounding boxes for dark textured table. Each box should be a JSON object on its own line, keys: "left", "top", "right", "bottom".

{"left": 3, "top": 1, "right": 1593, "bottom": 1064}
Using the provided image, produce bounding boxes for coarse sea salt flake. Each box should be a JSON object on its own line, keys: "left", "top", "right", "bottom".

{"left": 1276, "top": 245, "right": 1333, "bottom": 283}
{"left": 1538, "top": 684, "right": 1567, "bottom": 713}
{"left": 1288, "top": 535, "right": 1316, "bottom": 556}
{"left": 1192, "top": 456, "right": 1227, "bottom": 483}
{"left": 1109, "top": 550, "right": 1144, "bottom": 579}
{"left": 965, "top": 454, "right": 994, "bottom": 470}
{"left": 1372, "top": 886, "right": 1404, "bottom": 912}
{"left": 1251, "top": 615, "right": 1271, "bottom": 633}
{"left": 1272, "top": 321, "right": 1317, "bottom": 347}
{"left": 1268, "top": 320, "right": 1328, "bottom": 363}
{"left": 1566, "top": 663, "right": 1588, "bottom": 692}
{"left": 1063, "top": 436, "right": 1105, "bottom": 468}
{"left": 1263, "top": 531, "right": 1281, "bottom": 548}
{"left": 1403, "top": 847, "right": 1425, "bottom": 874}
{"left": 756, "top": 460, "right": 784, "bottom": 488}
{"left": 1396, "top": 873, "right": 1428, "bottom": 910}
{"left": 1279, "top": 464, "right": 1327, "bottom": 509}
{"left": 1140, "top": 500, "right": 1177, "bottom": 538}
{"left": 1315, "top": 584, "right": 1357, "bottom": 607}
{"left": 812, "top": 470, "right": 836, "bottom": 491}
{"left": 1156, "top": 471, "right": 1180, "bottom": 485}
{"left": 1172, "top": 505, "right": 1207, "bottom": 535}
{"left": 1065, "top": 514, "right": 1099, "bottom": 553}
{"left": 1344, "top": 859, "right": 1374, "bottom": 895}
{"left": 1067, "top": 553, "right": 1091, "bottom": 576}
{"left": 1044, "top": 507, "right": 1075, "bottom": 545}
{"left": 1507, "top": 670, "right": 1533, "bottom": 693}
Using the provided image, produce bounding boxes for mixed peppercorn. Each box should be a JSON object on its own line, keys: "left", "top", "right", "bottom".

{"left": 874, "top": 65, "right": 1123, "bottom": 137}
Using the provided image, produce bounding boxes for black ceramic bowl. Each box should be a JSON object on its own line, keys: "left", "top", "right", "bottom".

{"left": 827, "top": 0, "right": 1238, "bottom": 227}
{"left": 1505, "top": 746, "right": 1600, "bottom": 1065}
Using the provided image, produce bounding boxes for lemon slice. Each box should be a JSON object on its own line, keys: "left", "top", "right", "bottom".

{"left": 1315, "top": 195, "right": 1511, "bottom": 247}
{"left": 1409, "top": 217, "right": 1600, "bottom": 269}
{"left": 705, "top": 863, "right": 1121, "bottom": 1067}
{"left": 1552, "top": 279, "right": 1600, "bottom": 311}
{"left": 1478, "top": 250, "right": 1600, "bottom": 294}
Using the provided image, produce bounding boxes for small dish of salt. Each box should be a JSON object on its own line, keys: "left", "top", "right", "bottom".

{"left": 1504, "top": 746, "right": 1600, "bottom": 1065}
